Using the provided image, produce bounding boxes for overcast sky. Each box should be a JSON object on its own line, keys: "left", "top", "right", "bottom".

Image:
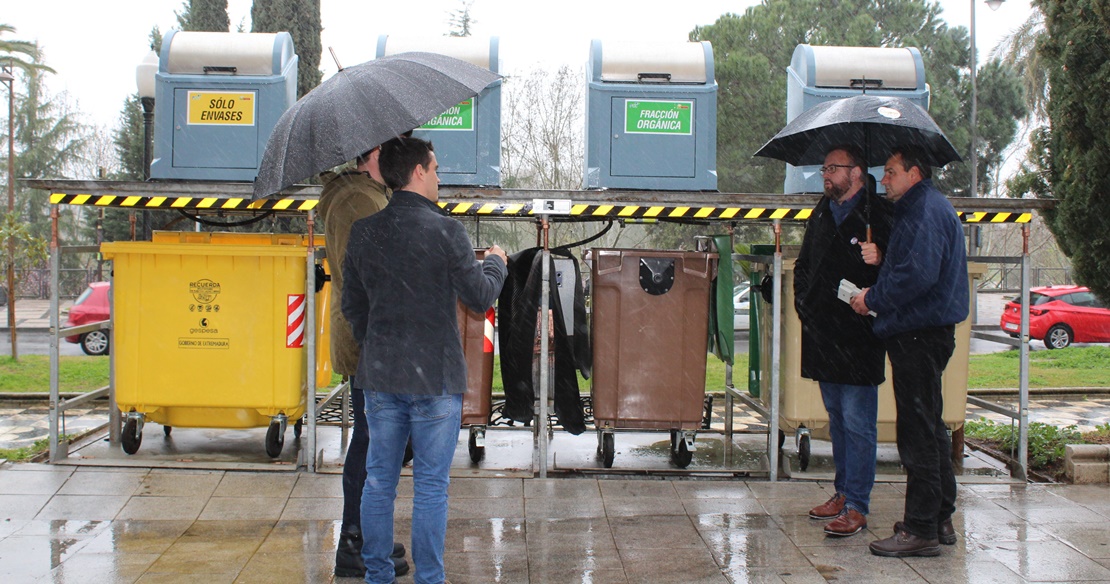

{"left": 5, "top": 0, "right": 1035, "bottom": 130}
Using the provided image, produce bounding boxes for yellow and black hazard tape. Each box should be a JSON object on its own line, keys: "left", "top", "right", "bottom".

{"left": 48, "top": 193, "right": 1032, "bottom": 223}
{"left": 439, "top": 202, "right": 816, "bottom": 221}
{"left": 956, "top": 211, "right": 1033, "bottom": 224}
{"left": 49, "top": 193, "right": 318, "bottom": 212}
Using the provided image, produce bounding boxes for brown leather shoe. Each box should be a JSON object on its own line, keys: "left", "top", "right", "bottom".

{"left": 824, "top": 508, "right": 867, "bottom": 537}
{"left": 809, "top": 493, "right": 846, "bottom": 519}
{"left": 938, "top": 518, "right": 956, "bottom": 545}
{"left": 894, "top": 520, "right": 957, "bottom": 545}
{"left": 870, "top": 529, "right": 941, "bottom": 557}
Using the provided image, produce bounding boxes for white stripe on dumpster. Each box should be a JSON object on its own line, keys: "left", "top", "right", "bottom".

{"left": 287, "top": 294, "right": 306, "bottom": 348}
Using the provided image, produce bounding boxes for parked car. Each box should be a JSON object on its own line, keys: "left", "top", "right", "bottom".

{"left": 64, "top": 282, "right": 111, "bottom": 356}
{"left": 998, "top": 285, "right": 1110, "bottom": 349}
{"left": 734, "top": 285, "right": 751, "bottom": 331}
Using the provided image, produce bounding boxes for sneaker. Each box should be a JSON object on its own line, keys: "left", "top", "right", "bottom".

{"left": 870, "top": 528, "right": 941, "bottom": 557}
{"left": 809, "top": 493, "right": 846, "bottom": 519}
{"left": 824, "top": 508, "right": 867, "bottom": 537}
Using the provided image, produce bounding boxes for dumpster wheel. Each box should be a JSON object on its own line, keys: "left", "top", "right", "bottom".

{"left": 599, "top": 431, "right": 615, "bottom": 468}
{"left": 122, "top": 416, "right": 143, "bottom": 455}
{"left": 670, "top": 430, "right": 694, "bottom": 469}
{"left": 265, "top": 418, "right": 285, "bottom": 458}
{"left": 163, "top": 426, "right": 172, "bottom": 437}
{"left": 468, "top": 426, "right": 486, "bottom": 464}
{"left": 798, "top": 433, "right": 811, "bottom": 472}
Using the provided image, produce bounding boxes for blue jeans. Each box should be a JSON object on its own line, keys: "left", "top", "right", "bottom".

{"left": 362, "top": 390, "right": 462, "bottom": 584}
{"left": 819, "top": 382, "right": 878, "bottom": 516}
{"left": 341, "top": 386, "right": 368, "bottom": 532}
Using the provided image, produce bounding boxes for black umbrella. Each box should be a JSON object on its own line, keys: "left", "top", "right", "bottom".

{"left": 252, "top": 52, "right": 500, "bottom": 199}
{"left": 753, "top": 94, "right": 962, "bottom": 169}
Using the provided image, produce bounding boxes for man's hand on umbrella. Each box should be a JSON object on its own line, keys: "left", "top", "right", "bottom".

{"left": 850, "top": 288, "right": 872, "bottom": 315}
{"left": 488, "top": 245, "right": 508, "bottom": 264}
{"left": 860, "top": 242, "right": 882, "bottom": 266}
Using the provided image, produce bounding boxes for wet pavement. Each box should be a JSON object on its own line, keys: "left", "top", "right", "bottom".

{"left": 3, "top": 295, "right": 1110, "bottom": 582}
{"left": 1, "top": 460, "right": 1108, "bottom": 583}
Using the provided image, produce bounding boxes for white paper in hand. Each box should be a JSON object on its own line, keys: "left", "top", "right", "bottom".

{"left": 838, "top": 279, "right": 876, "bottom": 316}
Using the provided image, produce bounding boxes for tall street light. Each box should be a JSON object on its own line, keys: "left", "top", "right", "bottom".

{"left": 969, "top": 0, "right": 1006, "bottom": 323}
{"left": 1, "top": 63, "right": 16, "bottom": 359}
{"left": 970, "top": 0, "right": 1008, "bottom": 202}
{"left": 136, "top": 49, "right": 158, "bottom": 241}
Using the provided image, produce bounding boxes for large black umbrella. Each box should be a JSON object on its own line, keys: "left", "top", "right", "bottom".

{"left": 753, "top": 94, "right": 962, "bottom": 168}
{"left": 252, "top": 52, "right": 500, "bottom": 199}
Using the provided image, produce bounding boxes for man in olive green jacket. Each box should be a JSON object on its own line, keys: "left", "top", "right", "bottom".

{"left": 319, "top": 146, "right": 408, "bottom": 579}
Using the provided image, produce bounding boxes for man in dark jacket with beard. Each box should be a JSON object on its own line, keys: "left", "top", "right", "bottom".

{"left": 794, "top": 145, "right": 893, "bottom": 538}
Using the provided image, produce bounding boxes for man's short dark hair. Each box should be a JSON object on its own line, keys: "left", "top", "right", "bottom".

{"left": 379, "top": 135, "right": 434, "bottom": 191}
{"left": 890, "top": 145, "right": 933, "bottom": 179}
{"left": 356, "top": 130, "right": 414, "bottom": 167}
{"left": 830, "top": 144, "right": 866, "bottom": 172}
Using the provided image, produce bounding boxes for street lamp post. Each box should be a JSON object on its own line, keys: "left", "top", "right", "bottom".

{"left": 2, "top": 63, "right": 16, "bottom": 359}
{"left": 969, "top": 0, "right": 1006, "bottom": 321}
{"left": 136, "top": 50, "right": 158, "bottom": 241}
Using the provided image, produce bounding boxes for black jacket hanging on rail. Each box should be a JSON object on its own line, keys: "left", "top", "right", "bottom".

{"left": 497, "top": 247, "right": 590, "bottom": 435}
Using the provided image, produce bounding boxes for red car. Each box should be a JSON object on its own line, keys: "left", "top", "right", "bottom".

{"left": 64, "top": 282, "right": 111, "bottom": 355}
{"left": 999, "top": 285, "right": 1110, "bottom": 349}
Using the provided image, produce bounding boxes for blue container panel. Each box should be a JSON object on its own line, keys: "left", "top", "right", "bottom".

{"left": 171, "top": 89, "right": 259, "bottom": 170}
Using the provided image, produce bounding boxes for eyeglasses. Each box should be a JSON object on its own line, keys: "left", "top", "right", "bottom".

{"left": 819, "top": 164, "right": 854, "bottom": 175}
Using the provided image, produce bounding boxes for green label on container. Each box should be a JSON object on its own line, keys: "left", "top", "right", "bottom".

{"left": 625, "top": 100, "right": 693, "bottom": 135}
{"left": 421, "top": 100, "right": 474, "bottom": 131}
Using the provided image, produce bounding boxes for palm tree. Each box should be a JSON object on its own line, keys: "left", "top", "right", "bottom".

{"left": 991, "top": 11, "right": 1047, "bottom": 120}
{"left": 0, "top": 24, "right": 55, "bottom": 75}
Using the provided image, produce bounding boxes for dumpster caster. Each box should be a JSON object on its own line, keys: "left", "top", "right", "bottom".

{"left": 293, "top": 418, "right": 303, "bottom": 439}
{"left": 796, "top": 427, "right": 812, "bottom": 472}
{"left": 265, "top": 415, "right": 288, "bottom": 458}
{"left": 597, "top": 430, "right": 615, "bottom": 468}
{"left": 163, "top": 426, "right": 172, "bottom": 437}
{"left": 468, "top": 426, "right": 486, "bottom": 464}
{"left": 670, "top": 430, "right": 695, "bottom": 469}
{"left": 122, "top": 413, "right": 144, "bottom": 455}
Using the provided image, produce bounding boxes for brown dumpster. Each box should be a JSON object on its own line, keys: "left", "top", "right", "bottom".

{"left": 457, "top": 249, "right": 496, "bottom": 463}
{"left": 589, "top": 248, "right": 717, "bottom": 468}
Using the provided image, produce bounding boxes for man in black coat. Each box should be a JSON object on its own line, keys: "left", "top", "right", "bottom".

{"left": 342, "top": 136, "right": 507, "bottom": 584}
{"left": 793, "top": 145, "right": 893, "bottom": 538}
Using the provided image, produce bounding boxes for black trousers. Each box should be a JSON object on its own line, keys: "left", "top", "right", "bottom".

{"left": 886, "top": 325, "right": 956, "bottom": 540}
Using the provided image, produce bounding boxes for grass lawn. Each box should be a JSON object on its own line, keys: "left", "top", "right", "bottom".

{"left": 2, "top": 346, "right": 1106, "bottom": 394}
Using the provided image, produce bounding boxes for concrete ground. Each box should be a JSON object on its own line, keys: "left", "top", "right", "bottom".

{"left": 1, "top": 457, "right": 1109, "bottom": 583}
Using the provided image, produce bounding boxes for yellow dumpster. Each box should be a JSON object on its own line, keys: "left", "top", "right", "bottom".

{"left": 102, "top": 232, "right": 330, "bottom": 457}
{"left": 756, "top": 257, "right": 985, "bottom": 470}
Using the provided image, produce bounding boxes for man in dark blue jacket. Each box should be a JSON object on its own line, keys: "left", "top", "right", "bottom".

{"left": 794, "top": 145, "right": 892, "bottom": 538}
{"left": 851, "top": 146, "right": 968, "bottom": 558}
{"left": 342, "top": 135, "right": 507, "bottom": 584}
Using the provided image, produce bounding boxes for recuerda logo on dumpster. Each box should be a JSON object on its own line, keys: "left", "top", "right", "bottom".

{"left": 179, "top": 279, "right": 228, "bottom": 349}
{"left": 190, "top": 279, "right": 221, "bottom": 304}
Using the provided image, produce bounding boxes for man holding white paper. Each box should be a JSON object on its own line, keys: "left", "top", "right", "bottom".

{"left": 793, "top": 145, "right": 893, "bottom": 538}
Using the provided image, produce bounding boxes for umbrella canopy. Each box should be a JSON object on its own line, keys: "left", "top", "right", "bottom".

{"left": 753, "top": 94, "right": 962, "bottom": 169}
{"left": 252, "top": 52, "right": 500, "bottom": 199}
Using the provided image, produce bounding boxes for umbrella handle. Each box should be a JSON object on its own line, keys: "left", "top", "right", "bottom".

{"left": 866, "top": 225, "right": 872, "bottom": 244}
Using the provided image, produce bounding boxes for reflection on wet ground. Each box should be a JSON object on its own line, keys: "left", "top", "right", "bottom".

{"left": 0, "top": 464, "right": 1108, "bottom": 583}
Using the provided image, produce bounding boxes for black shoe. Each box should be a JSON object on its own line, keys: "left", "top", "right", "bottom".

{"left": 894, "top": 520, "right": 957, "bottom": 546}
{"left": 335, "top": 529, "right": 365, "bottom": 578}
{"left": 392, "top": 556, "right": 410, "bottom": 577}
{"left": 336, "top": 529, "right": 409, "bottom": 578}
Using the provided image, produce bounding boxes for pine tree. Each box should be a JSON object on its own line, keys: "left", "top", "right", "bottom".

{"left": 251, "top": 0, "right": 321, "bottom": 99}
{"left": 177, "top": 0, "right": 230, "bottom": 32}
{"left": 1035, "top": 0, "right": 1110, "bottom": 302}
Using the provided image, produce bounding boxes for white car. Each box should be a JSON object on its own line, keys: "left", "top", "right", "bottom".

{"left": 734, "top": 285, "right": 751, "bottom": 330}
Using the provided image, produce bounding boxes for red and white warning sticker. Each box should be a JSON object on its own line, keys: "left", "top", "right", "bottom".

{"left": 287, "top": 294, "right": 305, "bottom": 348}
